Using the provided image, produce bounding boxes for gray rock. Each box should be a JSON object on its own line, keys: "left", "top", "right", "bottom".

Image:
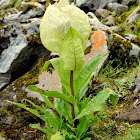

{"left": 102, "top": 15, "right": 115, "bottom": 26}
{"left": 122, "top": 0, "right": 136, "bottom": 5}
{"left": 0, "top": 0, "right": 13, "bottom": 10}
{"left": 76, "top": 0, "right": 119, "bottom": 13}
{"left": 0, "top": 19, "right": 48, "bottom": 90}
{"left": 95, "top": 9, "right": 108, "bottom": 18}
{"left": 124, "top": 34, "right": 137, "bottom": 41}
{"left": 3, "top": 2, "right": 45, "bottom": 24}
{"left": 125, "top": 6, "right": 140, "bottom": 25}
{"left": 108, "top": 33, "right": 140, "bottom": 66}
{"left": 134, "top": 68, "right": 140, "bottom": 93}
{"left": 87, "top": 12, "right": 121, "bottom": 32}
{"left": 0, "top": 34, "right": 28, "bottom": 73}
{"left": 26, "top": 70, "right": 62, "bottom": 102}
{"left": 120, "top": 104, "right": 140, "bottom": 122}
{"left": 107, "top": 3, "right": 129, "bottom": 14}
{"left": 0, "top": 73, "right": 11, "bottom": 89}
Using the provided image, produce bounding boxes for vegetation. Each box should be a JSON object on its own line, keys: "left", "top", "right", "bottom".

{"left": 1, "top": 0, "right": 140, "bottom": 140}
{"left": 6, "top": 0, "right": 119, "bottom": 139}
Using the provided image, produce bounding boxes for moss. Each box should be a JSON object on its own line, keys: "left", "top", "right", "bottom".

{"left": 0, "top": 53, "right": 51, "bottom": 139}
{"left": 131, "top": 36, "right": 140, "bottom": 46}
{"left": 108, "top": 35, "right": 138, "bottom": 67}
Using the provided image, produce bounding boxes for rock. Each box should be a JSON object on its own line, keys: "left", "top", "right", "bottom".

{"left": 120, "top": 105, "right": 140, "bottom": 122}
{"left": 107, "top": 3, "right": 129, "bottom": 14}
{"left": 121, "top": 0, "right": 136, "bottom": 6}
{"left": 134, "top": 68, "right": 140, "bottom": 93}
{"left": 3, "top": 2, "right": 45, "bottom": 25}
{"left": 0, "top": 19, "right": 48, "bottom": 90}
{"left": 85, "top": 30, "right": 109, "bottom": 76}
{"left": 0, "top": 0, "right": 12, "bottom": 9}
{"left": 0, "top": 73, "right": 11, "bottom": 90}
{"left": 0, "top": 34, "right": 27, "bottom": 89}
{"left": 0, "top": 134, "right": 6, "bottom": 140}
{"left": 76, "top": 0, "right": 119, "bottom": 12}
{"left": 102, "top": 15, "right": 115, "bottom": 26}
{"left": 87, "top": 12, "right": 121, "bottom": 32}
{"left": 125, "top": 6, "right": 140, "bottom": 25}
{"left": 124, "top": 34, "right": 137, "bottom": 41}
{"left": 0, "top": 34, "right": 28, "bottom": 73}
{"left": 95, "top": 9, "right": 108, "bottom": 18}
{"left": 108, "top": 33, "right": 140, "bottom": 66}
{"left": 25, "top": 71, "right": 62, "bottom": 102}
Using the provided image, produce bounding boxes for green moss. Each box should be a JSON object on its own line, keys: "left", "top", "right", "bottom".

{"left": 0, "top": 53, "right": 51, "bottom": 139}
{"left": 109, "top": 36, "right": 132, "bottom": 67}
{"left": 132, "top": 36, "right": 140, "bottom": 46}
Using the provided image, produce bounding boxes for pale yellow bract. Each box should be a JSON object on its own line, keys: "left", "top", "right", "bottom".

{"left": 40, "top": 0, "right": 91, "bottom": 53}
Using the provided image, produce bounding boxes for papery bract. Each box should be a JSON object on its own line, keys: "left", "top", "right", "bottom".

{"left": 40, "top": 0, "right": 91, "bottom": 54}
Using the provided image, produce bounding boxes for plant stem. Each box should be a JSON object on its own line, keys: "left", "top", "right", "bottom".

{"left": 70, "top": 71, "right": 74, "bottom": 96}
{"left": 70, "top": 71, "right": 75, "bottom": 119}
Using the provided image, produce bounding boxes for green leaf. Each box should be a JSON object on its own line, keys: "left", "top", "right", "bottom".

{"left": 24, "top": 99, "right": 46, "bottom": 114}
{"left": 91, "top": 88, "right": 118, "bottom": 108}
{"left": 76, "top": 117, "right": 88, "bottom": 138}
{"left": 28, "top": 85, "right": 44, "bottom": 94}
{"left": 5, "top": 100, "right": 42, "bottom": 119}
{"left": 50, "top": 58, "right": 71, "bottom": 94}
{"left": 83, "top": 137, "right": 91, "bottom": 140}
{"left": 42, "top": 91, "right": 75, "bottom": 105}
{"left": 50, "top": 132, "right": 65, "bottom": 140}
{"left": 75, "top": 88, "right": 118, "bottom": 120}
{"left": 44, "top": 111, "right": 60, "bottom": 130}
{"left": 29, "top": 85, "right": 75, "bottom": 105}
{"left": 29, "top": 124, "right": 54, "bottom": 135}
{"left": 60, "top": 27, "right": 84, "bottom": 71}
{"left": 40, "top": 94, "right": 55, "bottom": 109}
{"left": 74, "top": 53, "right": 106, "bottom": 101}
{"left": 42, "top": 61, "right": 51, "bottom": 71}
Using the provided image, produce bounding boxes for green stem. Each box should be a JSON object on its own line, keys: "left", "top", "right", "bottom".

{"left": 70, "top": 71, "right": 75, "bottom": 119}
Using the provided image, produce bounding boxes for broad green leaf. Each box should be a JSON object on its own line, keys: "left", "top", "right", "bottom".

{"left": 56, "top": 100, "right": 64, "bottom": 130}
{"left": 29, "top": 124, "right": 54, "bottom": 135}
{"left": 50, "top": 132, "right": 65, "bottom": 140}
{"left": 62, "top": 102, "right": 73, "bottom": 123}
{"left": 75, "top": 88, "right": 118, "bottom": 120}
{"left": 60, "top": 27, "right": 84, "bottom": 71}
{"left": 75, "top": 102, "right": 106, "bottom": 120}
{"left": 91, "top": 88, "right": 118, "bottom": 108}
{"left": 74, "top": 53, "right": 106, "bottom": 100}
{"left": 42, "top": 91, "right": 75, "bottom": 105}
{"left": 50, "top": 58, "right": 71, "bottom": 94}
{"left": 29, "top": 85, "right": 75, "bottom": 105}
{"left": 77, "top": 117, "right": 88, "bottom": 138}
{"left": 78, "top": 97, "right": 91, "bottom": 112}
{"left": 44, "top": 111, "right": 60, "bottom": 130}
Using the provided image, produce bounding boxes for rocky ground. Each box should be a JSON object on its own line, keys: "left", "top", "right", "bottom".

{"left": 0, "top": 0, "right": 140, "bottom": 139}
